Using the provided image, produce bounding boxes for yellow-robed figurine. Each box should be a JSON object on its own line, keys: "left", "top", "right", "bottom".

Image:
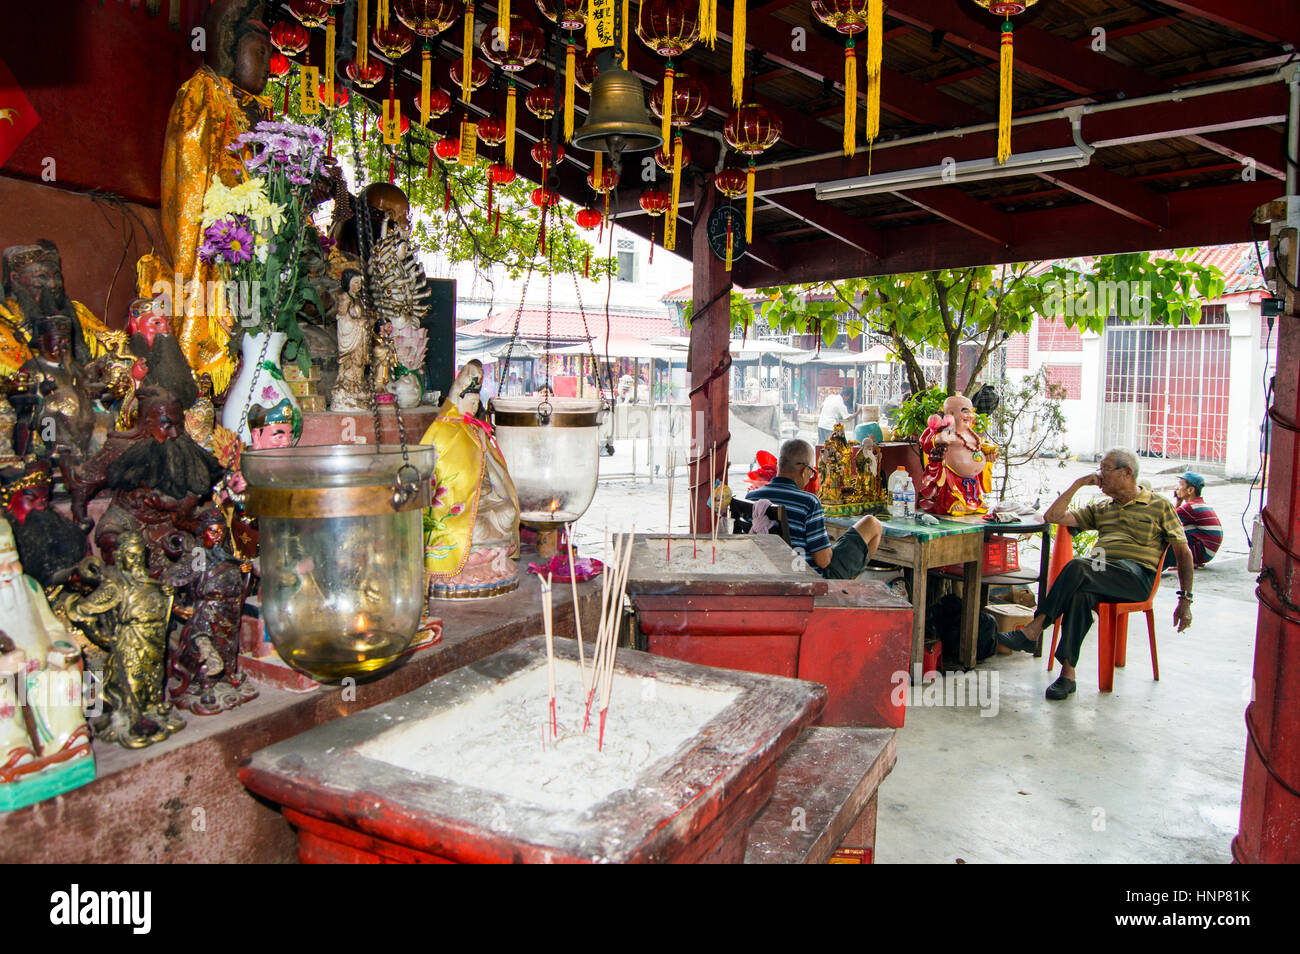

{"left": 136, "top": 0, "right": 271, "bottom": 393}
{"left": 0, "top": 242, "right": 108, "bottom": 377}
{"left": 421, "top": 361, "right": 522, "bottom": 599}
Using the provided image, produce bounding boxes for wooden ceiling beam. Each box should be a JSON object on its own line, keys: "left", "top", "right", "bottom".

{"left": 1157, "top": 1, "right": 1300, "bottom": 44}
{"left": 1187, "top": 129, "right": 1287, "bottom": 180}
{"left": 759, "top": 190, "right": 887, "bottom": 258}
{"left": 893, "top": 187, "right": 1016, "bottom": 246}
{"left": 1033, "top": 164, "right": 1169, "bottom": 231}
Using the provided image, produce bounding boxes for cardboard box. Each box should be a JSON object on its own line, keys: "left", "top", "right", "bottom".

{"left": 986, "top": 602, "right": 1035, "bottom": 632}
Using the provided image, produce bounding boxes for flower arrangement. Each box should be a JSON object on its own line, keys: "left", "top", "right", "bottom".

{"left": 197, "top": 120, "right": 328, "bottom": 373}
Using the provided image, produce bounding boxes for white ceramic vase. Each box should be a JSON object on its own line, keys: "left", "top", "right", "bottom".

{"left": 221, "top": 331, "right": 301, "bottom": 444}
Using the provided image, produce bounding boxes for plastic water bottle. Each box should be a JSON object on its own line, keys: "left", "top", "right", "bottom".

{"left": 889, "top": 466, "right": 914, "bottom": 519}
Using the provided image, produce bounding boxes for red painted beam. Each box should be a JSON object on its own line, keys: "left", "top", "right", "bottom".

{"left": 1188, "top": 129, "right": 1287, "bottom": 180}
{"left": 690, "top": 182, "right": 734, "bottom": 535}
{"left": 1035, "top": 164, "right": 1169, "bottom": 230}
{"left": 759, "top": 190, "right": 887, "bottom": 258}
{"left": 894, "top": 187, "right": 1016, "bottom": 246}
{"left": 1158, "top": 0, "right": 1300, "bottom": 44}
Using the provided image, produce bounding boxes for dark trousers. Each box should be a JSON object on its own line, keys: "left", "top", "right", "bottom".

{"left": 1039, "top": 557, "right": 1156, "bottom": 667}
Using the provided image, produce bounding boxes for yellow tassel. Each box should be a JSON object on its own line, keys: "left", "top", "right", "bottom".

{"left": 745, "top": 163, "right": 755, "bottom": 244}
{"left": 462, "top": 5, "right": 474, "bottom": 103}
{"left": 621, "top": 0, "right": 630, "bottom": 64}
{"left": 357, "top": 0, "right": 369, "bottom": 71}
{"left": 843, "top": 44, "right": 856, "bottom": 157}
{"left": 420, "top": 48, "right": 432, "bottom": 127}
{"left": 498, "top": 0, "right": 510, "bottom": 47}
{"left": 565, "top": 42, "right": 576, "bottom": 142}
{"left": 998, "top": 21, "right": 1013, "bottom": 163}
{"left": 505, "top": 82, "right": 517, "bottom": 166}
{"left": 660, "top": 66, "right": 674, "bottom": 150}
{"left": 665, "top": 136, "right": 682, "bottom": 251}
{"left": 594, "top": 149, "right": 603, "bottom": 184}
{"left": 700, "top": 0, "right": 715, "bottom": 49}
{"left": 866, "top": 0, "right": 882, "bottom": 145}
{"left": 731, "top": 0, "right": 745, "bottom": 107}
{"left": 300, "top": 65, "right": 320, "bottom": 114}
{"left": 378, "top": 0, "right": 389, "bottom": 30}
{"left": 324, "top": 17, "right": 336, "bottom": 111}
{"left": 725, "top": 223, "right": 733, "bottom": 272}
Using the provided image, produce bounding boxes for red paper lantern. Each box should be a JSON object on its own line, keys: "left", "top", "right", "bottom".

{"left": 575, "top": 207, "right": 603, "bottom": 230}
{"left": 318, "top": 81, "right": 349, "bottom": 107}
{"left": 478, "top": 116, "right": 508, "bottom": 145}
{"left": 639, "top": 188, "right": 671, "bottom": 216}
{"left": 395, "top": 0, "right": 462, "bottom": 36}
{"left": 270, "top": 21, "right": 310, "bottom": 55}
{"left": 373, "top": 22, "right": 415, "bottom": 59}
{"left": 448, "top": 57, "right": 490, "bottom": 90}
{"left": 536, "top": 0, "right": 585, "bottom": 31}
{"left": 488, "top": 162, "right": 517, "bottom": 184}
{"left": 345, "top": 58, "right": 386, "bottom": 88}
{"left": 810, "top": 0, "right": 872, "bottom": 34}
{"left": 414, "top": 87, "right": 453, "bottom": 119}
{"left": 480, "top": 15, "right": 544, "bottom": 73}
{"left": 289, "top": 0, "right": 330, "bottom": 28}
{"left": 531, "top": 187, "right": 560, "bottom": 207}
{"left": 649, "top": 71, "right": 708, "bottom": 127}
{"left": 714, "top": 167, "right": 747, "bottom": 198}
{"left": 724, "top": 103, "right": 782, "bottom": 156}
{"left": 972, "top": 0, "right": 1034, "bottom": 13}
{"left": 268, "top": 51, "right": 291, "bottom": 78}
{"left": 654, "top": 139, "right": 690, "bottom": 171}
{"left": 434, "top": 137, "right": 462, "bottom": 161}
{"left": 635, "top": 0, "right": 699, "bottom": 57}
{"left": 587, "top": 167, "right": 618, "bottom": 193}
{"left": 531, "top": 140, "right": 566, "bottom": 167}
{"left": 574, "top": 50, "right": 600, "bottom": 92}
{"left": 525, "top": 86, "right": 555, "bottom": 120}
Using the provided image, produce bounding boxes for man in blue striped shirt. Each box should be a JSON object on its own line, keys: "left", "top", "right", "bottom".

{"left": 747, "top": 439, "right": 883, "bottom": 578}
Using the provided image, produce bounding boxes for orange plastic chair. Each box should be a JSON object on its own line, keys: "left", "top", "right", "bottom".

{"left": 1048, "top": 545, "right": 1167, "bottom": 691}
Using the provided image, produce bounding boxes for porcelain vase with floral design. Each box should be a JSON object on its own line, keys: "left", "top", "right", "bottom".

{"left": 221, "top": 331, "right": 301, "bottom": 445}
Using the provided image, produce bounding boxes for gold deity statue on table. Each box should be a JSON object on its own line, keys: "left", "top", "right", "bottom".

{"left": 817, "top": 423, "right": 887, "bottom": 514}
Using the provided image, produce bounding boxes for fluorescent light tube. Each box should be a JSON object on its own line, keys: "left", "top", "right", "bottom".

{"left": 814, "top": 146, "right": 1093, "bottom": 200}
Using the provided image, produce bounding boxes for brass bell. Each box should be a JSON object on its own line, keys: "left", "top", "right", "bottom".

{"left": 572, "top": 64, "right": 662, "bottom": 163}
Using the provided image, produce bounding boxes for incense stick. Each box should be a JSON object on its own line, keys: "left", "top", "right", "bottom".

{"left": 665, "top": 449, "right": 675, "bottom": 560}
{"left": 566, "top": 526, "right": 588, "bottom": 698}
{"left": 690, "top": 452, "right": 697, "bottom": 558}
{"left": 598, "top": 529, "right": 635, "bottom": 752}
{"left": 585, "top": 528, "right": 612, "bottom": 731}
{"left": 542, "top": 573, "right": 557, "bottom": 738}
{"left": 710, "top": 442, "right": 717, "bottom": 564}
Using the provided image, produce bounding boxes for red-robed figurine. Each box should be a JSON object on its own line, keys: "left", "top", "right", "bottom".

{"left": 918, "top": 394, "right": 998, "bottom": 516}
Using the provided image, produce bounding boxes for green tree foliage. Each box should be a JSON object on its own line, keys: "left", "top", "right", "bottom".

{"left": 269, "top": 74, "right": 614, "bottom": 282}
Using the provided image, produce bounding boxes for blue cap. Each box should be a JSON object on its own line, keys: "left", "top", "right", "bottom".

{"left": 1180, "top": 471, "right": 1205, "bottom": 494}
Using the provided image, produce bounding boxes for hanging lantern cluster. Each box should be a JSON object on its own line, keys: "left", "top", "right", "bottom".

{"left": 394, "top": 1, "right": 460, "bottom": 128}
{"left": 811, "top": 0, "right": 883, "bottom": 157}
{"left": 724, "top": 103, "right": 782, "bottom": 244}
{"left": 971, "top": 0, "right": 1038, "bottom": 162}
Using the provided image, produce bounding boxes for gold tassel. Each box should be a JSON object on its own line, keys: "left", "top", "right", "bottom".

{"left": 594, "top": 149, "right": 603, "bottom": 185}
{"left": 998, "top": 21, "right": 1014, "bottom": 163}
{"left": 357, "top": 0, "right": 369, "bottom": 71}
{"left": 843, "top": 42, "right": 856, "bottom": 157}
{"left": 700, "top": 0, "right": 715, "bottom": 49}
{"left": 725, "top": 219, "right": 733, "bottom": 271}
{"left": 505, "top": 82, "right": 517, "bottom": 166}
{"left": 300, "top": 65, "right": 320, "bottom": 114}
{"left": 621, "top": 0, "right": 630, "bottom": 63}
{"left": 564, "top": 41, "right": 576, "bottom": 142}
{"left": 420, "top": 47, "right": 432, "bottom": 126}
{"left": 660, "top": 66, "right": 674, "bottom": 151}
{"left": 498, "top": 0, "right": 510, "bottom": 47}
{"left": 378, "top": 0, "right": 389, "bottom": 30}
{"left": 324, "top": 17, "right": 336, "bottom": 111}
{"left": 731, "top": 0, "right": 745, "bottom": 107}
{"left": 866, "top": 0, "right": 882, "bottom": 145}
{"left": 462, "top": 5, "right": 474, "bottom": 103}
{"left": 665, "top": 136, "right": 682, "bottom": 251}
{"left": 745, "top": 163, "right": 755, "bottom": 244}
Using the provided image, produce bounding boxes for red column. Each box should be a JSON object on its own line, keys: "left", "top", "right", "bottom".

{"left": 1234, "top": 213, "right": 1300, "bottom": 863}
{"left": 689, "top": 181, "right": 733, "bottom": 537}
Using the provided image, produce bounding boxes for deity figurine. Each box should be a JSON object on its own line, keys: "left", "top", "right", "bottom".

{"left": 367, "top": 184, "right": 431, "bottom": 400}
{"left": 127, "top": 296, "right": 199, "bottom": 411}
{"left": 0, "top": 520, "right": 94, "bottom": 809}
{"left": 136, "top": 0, "right": 271, "bottom": 391}
{"left": 853, "top": 436, "right": 885, "bottom": 504}
{"left": 329, "top": 270, "right": 371, "bottom": 412}
{"left": 918, "top": 393, "right": 999, "bottom": 516}
{"left": 1, "top": 462, "right": 89, "bottom": 589}
{"left": 371, "top": 323, "right": 396, "bottom": 396}
{"left": 0, "top": 241, "right": 109, "bottom": 377}
{"left": 422, "top": 360, "right": 522, "bottom": 598}
{"left": 66, "top": 531, "right": 184, "bottom": 749}
{"left": 164, "top": 508, "right": 255, "bottom": 715}
{"left": 247, "top": 398, "right": 300, "bottom": 449}
{"left": 19, "top": 314, "right": 104, "bottom": 463}
{"left": 0, "top": 377, "right": 20, "bottom": 468}
{"left": 68, "top": 386, "right": 225, "bottom": 570}
{"left": 83, "top": 328, "right": 137, "bottom": 429}
{"left": 817, "top": 424, "right": 852, "bottom": 504}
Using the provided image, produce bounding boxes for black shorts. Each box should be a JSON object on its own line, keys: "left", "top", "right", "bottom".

{"left": 824, "top": 530, "right": 870, "bottom": 580}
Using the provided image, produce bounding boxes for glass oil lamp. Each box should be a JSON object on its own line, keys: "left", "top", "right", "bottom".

{"left": 489, "top": 397, "right": 603, "bottom": 554}
{"left": 242, "top": 444, "right": 435, "bottom": 681}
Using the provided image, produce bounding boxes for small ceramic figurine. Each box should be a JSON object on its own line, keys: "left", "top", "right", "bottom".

{"left": 66, "top": 531, "right": 185, "bottom": 749}
{"left": 329, "top": 269, "right": 372, "bottom": 412}
{"left": 247, "top": 398, "right": 300, "bottom": 449}
{"left": 165, "top": 508, "right": 256, "bottom": 715}
{"left": 422, "top": 361, "right": 521, "bottom": 598}
{"left": 918, "top": 393, "right": 998, "bottom": 516}
{"left": 0, "top": 520, "right": 94, "bottom": 809}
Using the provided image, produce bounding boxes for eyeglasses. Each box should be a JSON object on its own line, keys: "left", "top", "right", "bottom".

{"left": 1098, "top": 464, "right": 1127, "bottom": 475}
{"left": 797, "top": 463, "right": 816, "bottom": 477}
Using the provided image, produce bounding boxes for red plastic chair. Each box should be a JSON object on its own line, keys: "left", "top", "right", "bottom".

{"left": 1044, "top": 525, "right": 1073, "bottom": 672}
{"left": 1048, "top": 546, "right": 1167, "bottom": 691}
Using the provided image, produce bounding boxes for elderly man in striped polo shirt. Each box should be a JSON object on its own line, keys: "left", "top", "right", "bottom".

{"left": 1000, "top": 448, "right": 1195, "bottom": 700}
{"left": 747, "top": 439, "right": 883, "bottom": 578}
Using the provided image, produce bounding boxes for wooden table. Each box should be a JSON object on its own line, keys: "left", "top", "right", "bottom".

{"left": 239, "top": 637, "right": 826, "bottom": 864}
{"left": 827, "top": 515, "right": 985, "bottom": 670}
